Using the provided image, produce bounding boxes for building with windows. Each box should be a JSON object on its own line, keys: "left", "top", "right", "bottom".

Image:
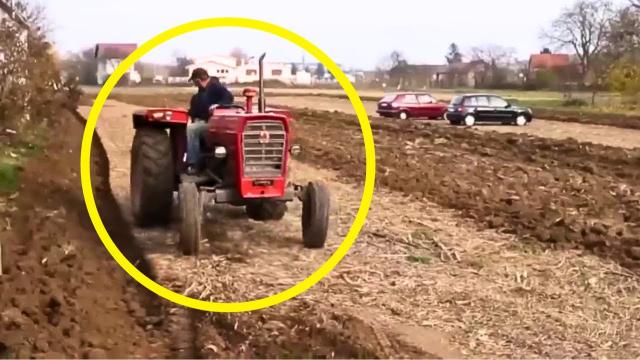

{"left": 186, "top": 55, "right": 295, "bottom": 84}
{"left": 94, "top": 43, "right": 141, "bottom": 85}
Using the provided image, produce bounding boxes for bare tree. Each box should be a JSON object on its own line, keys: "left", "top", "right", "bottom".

{"left": 606, "top": 6, "right": 640, "bottom": 60}
{"left": 389, "top": 50, "right": 407, "bottom": 67}
{"left": 542, "top": 0, "right": 614, "bottom": 84}
{"left": 631, "top": 0, "right": 639, "bottom": 9}
{"left": 446, "top": 43, "right": 464, "bottom": 64}
{"left": 469, "top": 44, "right": 517, "bottom": 66}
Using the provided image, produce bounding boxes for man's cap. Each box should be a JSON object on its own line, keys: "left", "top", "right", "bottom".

{"left": 189, "top": 67, "right": 209, "bottom": 81}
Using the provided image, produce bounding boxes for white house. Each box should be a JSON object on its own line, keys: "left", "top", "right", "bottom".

{"left": 235, "top": 58, "right": 293, "bottom": 84}
{"left": 294, "top": 70, "right": 312, "bottom": 86}
{"left": 94, "top": 43, "right": 141, "bottom": 85}
{"left": 186, "top": 54, "right": 296, "bottom": 85}
{"left": 185, "top": 55, "right": 237, "bottom": 84}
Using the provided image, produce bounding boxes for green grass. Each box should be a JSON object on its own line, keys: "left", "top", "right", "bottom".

{"left": 0, "top": 128, "right": 45, "bottom": 195}
{"left": 0, "top": 162, "right": 20, "bottom": 194}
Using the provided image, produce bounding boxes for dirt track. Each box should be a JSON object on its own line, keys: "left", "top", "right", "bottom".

{"left": 271, "top": 96, "right": 640, "bottom": 149}
{"left": 78, "top": 99, "right": 640, "bottom": 358}
{"left": 80, "top": 100, "right": 461, "bottom": 358}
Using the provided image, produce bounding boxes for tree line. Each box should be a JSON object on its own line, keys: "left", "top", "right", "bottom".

{"left": 375, "top": 0, "right": 639, "bottom": 100}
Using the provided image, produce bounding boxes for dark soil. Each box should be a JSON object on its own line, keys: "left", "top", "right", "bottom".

{"left": 291, "top": 109, "right": 640, "bottom": 274}
{"left": 532, "top": 107, "right": 640, "bottom": 131}
{"left": 0, "top": 108, "right": 170, "bottom": 358}
{"left": 200, "top": 301, "right": 441, "bottom": 359}
{"left": 74, "top": 97, "right": 450, "bottom": 359}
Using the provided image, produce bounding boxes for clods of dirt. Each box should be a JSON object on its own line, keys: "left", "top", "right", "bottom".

{"left": 0, "top": 109, "right": 169, "bottom": 358}
{"left": 292, "top": 109, "right": 640, "bottom": 274}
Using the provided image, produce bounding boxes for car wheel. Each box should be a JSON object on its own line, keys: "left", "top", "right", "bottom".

{"left": 398, "top": 111, "right": 409, "bottom": 120}
{"left": 515, "top": 115, "right": 528, "bottom": 126}
{"left": 464, "top": 114, "right": 476, "bottom": 127}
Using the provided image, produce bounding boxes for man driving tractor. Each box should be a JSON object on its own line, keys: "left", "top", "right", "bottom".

{"left": 186, "top": 68, "right": 235, "bottom": 175}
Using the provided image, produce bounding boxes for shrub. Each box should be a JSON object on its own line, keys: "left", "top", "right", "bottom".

{"left": 0, "top": 2, "right": 71, "bottom": 131}
{"left": 534, "top": 69, "right": 558, "bottom": 90}
{"left": 608, "top": 59, "right": 640, "bottom": 97}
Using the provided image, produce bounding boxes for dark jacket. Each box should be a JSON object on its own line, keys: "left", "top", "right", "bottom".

{"left": 188, "top": 78, "right": 234, "bottom": 120}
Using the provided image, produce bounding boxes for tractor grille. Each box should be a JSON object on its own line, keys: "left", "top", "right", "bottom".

{"left": 242, "top": 120, "right": 286, "bottom": 177}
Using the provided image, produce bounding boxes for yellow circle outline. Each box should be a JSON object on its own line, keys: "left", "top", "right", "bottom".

{"left": 81, "top": 17, "right": 376, "bottom": 313}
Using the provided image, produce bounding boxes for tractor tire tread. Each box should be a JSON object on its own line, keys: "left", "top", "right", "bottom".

{"left": 130, "top": 127, "right": 174, "bottom": 227}
{"left": 179, "top": 182, "right": 201, "bottom": 256}
{"left": 302, "top": 181, "right": 330, "bottom": 249}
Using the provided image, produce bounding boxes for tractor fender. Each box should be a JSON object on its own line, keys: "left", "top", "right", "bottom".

{"left": 132, "top": 108, "right": 190, "bottom": 129}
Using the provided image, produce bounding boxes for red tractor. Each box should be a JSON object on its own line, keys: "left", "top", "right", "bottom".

{"left": 129, "top": 54, "right": 330, "bottom": 255}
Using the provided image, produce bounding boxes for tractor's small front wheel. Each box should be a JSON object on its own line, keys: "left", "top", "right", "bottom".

{"left": 178, "top": 182, "right": 202, "bottom": 256}
{"left": 301, "top": 181, "right": 330, "bottom": 249}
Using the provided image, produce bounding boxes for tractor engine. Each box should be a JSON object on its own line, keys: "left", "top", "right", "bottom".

{"left": 204, "top": 91, "right": 297, "bottom": 202}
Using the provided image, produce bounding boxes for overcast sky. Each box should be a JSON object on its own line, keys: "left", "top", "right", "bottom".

{"left": 37, "top": 0, "right": 630, "bottom": 70}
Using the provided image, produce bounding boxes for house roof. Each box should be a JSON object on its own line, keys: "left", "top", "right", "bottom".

{"left": 0, "top": 0, "right": 30, "bottom": 30}
{"left": 94, "top": 43, "right": 137, "bottom": 59}
{"left": 408, "top": 64, "right": 449, "bottom": 73}
{"left": 444, "top": 60, "right": 489, "bottom": 73}
{"left": 528, "top": 53, "right": 570, "bottom": 70}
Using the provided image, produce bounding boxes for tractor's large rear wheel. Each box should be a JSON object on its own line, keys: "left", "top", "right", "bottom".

{"left": 130, "top": 127, "right": 174, "bottom": 227}
{"left": 301, "top": 181, "right": 330, "bottom": 249}
{"left": 246, "top": 201, "right": 287, "bottom": 221}
{"left": 130, "top": 128, "right": 174, "bottom": 227}
{"left": 178, "top": 182, "right": 202, "bottom": 256}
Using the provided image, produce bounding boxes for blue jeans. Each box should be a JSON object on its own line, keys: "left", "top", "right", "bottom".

{"left": 186, "top": 118, "right": 209, "bottom": 166}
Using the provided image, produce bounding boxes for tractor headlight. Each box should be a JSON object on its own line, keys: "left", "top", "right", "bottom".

{"left": 214, "top": 146, "right": 227, "bottom": 158}
{"left": 290, "top": 144, "right": 301, "bottom": 156}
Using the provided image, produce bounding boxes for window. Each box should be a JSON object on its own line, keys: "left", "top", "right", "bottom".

{"left": 463, "top": 97, "right": 477, "bottom": 106}
{"left": 380, "top": 94, "right": 397, "bottom": 103}
{"left": 450, "top": 96, "right": 463, "bottom": 105}
{"left": 401, "top": 94, "right": 418, "bottom": 104}
{"left": 476, "top": 96, "right": 490, "bottom": 106}
{"left": 246, "top": 69, "right": 257, "bottom": 76}
{"left": 418, "top": 94, "right": 435, "bottom": 104}
{"left": 489, "top": 96, "right": 509, "bottom": 107}
{"left": 271, "top": 69, "right": 282, "bottom": 76}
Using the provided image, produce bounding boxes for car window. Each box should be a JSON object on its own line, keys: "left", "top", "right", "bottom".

{"left": 463, "top": 97, "right": 477, "bottom": 106}
{"left": 489, "top": 96, "right": 509, "bottom": 107}
{"left": 475, "top": 96, "right": 490, "bottom": 106}
{"left": 417, "top": 94, "right": 435, "bottom": 104}
{"left": 451, "top": 96, "right": 463, "bottom": 105}
{"left": 402, "top": 94, "right": 419, "bottom": 104}
{"left": 380, "top": 94, "right": 397, "bottom": 103}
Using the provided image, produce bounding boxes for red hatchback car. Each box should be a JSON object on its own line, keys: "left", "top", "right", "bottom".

{"left": 376, "top": 92, "right": 448, "bottom": 120}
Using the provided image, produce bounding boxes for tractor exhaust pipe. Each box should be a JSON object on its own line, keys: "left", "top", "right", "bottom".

{"left": 258, "top": 53, "right": 266, "bottom": 113}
